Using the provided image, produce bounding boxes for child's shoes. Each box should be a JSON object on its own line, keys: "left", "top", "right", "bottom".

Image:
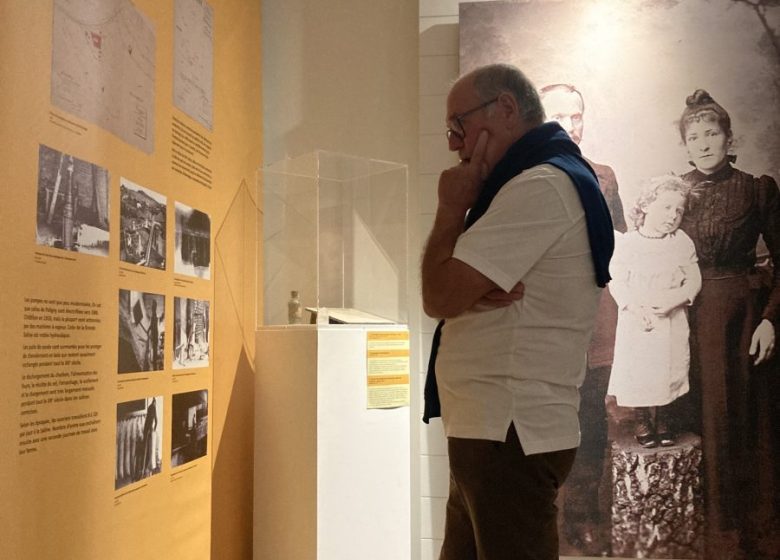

{"left": 655, "top": 409, "right": 675, "bottom": 447}
{"left": 634, "top": 407, "right": 658, "bottom": 448}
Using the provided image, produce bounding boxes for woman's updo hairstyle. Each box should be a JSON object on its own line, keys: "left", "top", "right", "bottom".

{"left": 678, "top": 89, "right": 733, "bottom": 142}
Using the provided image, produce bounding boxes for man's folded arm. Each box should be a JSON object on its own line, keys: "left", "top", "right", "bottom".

{"left": 423, "top": 255, "right": 500, "bottom": 319}
{"left": 421, "top": 205, "right": 501, "bottom": 319}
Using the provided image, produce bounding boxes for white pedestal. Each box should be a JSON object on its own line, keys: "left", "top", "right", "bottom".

{"left": 253, "top": 325, "right": 411, "bottom": 560}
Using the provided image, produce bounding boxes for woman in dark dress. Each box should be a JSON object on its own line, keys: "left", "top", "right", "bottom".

{"left": 677, "top": 89, "right": 779, "bottom": 559}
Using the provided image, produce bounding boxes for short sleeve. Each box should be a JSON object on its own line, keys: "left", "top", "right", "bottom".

{"left": 452, "top": 167, "right": 582, "bottom": 292}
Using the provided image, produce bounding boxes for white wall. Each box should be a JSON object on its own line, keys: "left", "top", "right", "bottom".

{"left": 262, "top": 1, "right": 463, "bottom": 558}
{"left": 261, "top": 1, "right": 421, "bottom": 558}
{"left": 263, "top": 1, "right": 419, "bottom": 167}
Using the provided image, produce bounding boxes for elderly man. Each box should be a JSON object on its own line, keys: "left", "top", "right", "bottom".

{"left": 540, "top": 83, "right": 627, "bottom": 555}
{"left": 422, "top": 64, "right": 614, "bottom": 559}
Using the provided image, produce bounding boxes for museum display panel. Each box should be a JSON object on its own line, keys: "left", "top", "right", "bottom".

{"left": 260, "top": 150, "right": 409, "bottom": 326}
{"left": 1, "top": 1, "right": 261, "bottom": 558}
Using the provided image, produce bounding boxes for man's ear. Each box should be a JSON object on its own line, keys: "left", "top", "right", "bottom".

{"left": 496, "top": 91, "right": 520, "bottom": 127}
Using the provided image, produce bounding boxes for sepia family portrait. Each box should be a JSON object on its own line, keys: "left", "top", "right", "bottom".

{"left": 460, "top": 1, "right": 780, "bottom": 558}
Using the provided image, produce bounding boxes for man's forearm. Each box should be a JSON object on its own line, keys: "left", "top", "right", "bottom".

{"left": 421, "top": 205, "right": 467, "bottom": 318}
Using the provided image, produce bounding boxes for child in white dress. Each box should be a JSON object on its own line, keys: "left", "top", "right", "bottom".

{"left": 608, "top": 175, "right": 702, "bottom": 447}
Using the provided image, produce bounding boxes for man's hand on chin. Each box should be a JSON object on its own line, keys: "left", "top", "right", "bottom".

{"left": 437, "top": 130, "right": 489, "bottom": 216}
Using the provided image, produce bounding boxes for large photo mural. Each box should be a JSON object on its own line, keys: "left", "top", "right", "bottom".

{"left": 460, "top": 1, "right": 779, "bottom": 558}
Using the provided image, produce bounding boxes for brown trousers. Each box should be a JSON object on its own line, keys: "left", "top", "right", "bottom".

{"left": 440, "top": 424, "right": 577, "bottom": 560}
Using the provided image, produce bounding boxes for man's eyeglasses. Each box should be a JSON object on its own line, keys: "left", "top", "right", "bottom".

{"left": 446, "top": 97, "right": 499, "bottom": 141}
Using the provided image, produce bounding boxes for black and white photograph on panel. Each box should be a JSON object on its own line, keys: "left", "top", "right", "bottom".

{"left": 118, "top": 289, "right": 165, "bottom": 374}
{"left": 115, "top": 396, "right": 163, "bottom": 490}
{"left": 172, "top": 296, "right": 209, "bottom": 369}
{"left": 36, "top": 144, "right": 109, "bottom": 256}
{"left": 171, "top": 389, "right": 208, "bottom": 468}
{"left": 119, "top": 178, "right": 166, "bottom": 270}
{"left": 460, "top": 1, "right": 779, "bottom": 559}
{"left": 174, "top": 201, "right": 211, "bottom": 279}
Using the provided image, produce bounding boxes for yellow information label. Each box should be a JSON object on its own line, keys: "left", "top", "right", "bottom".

{"left": 367, "top": 331, "right": 408, "bottom": 342}
{"left": 367, "top": 374, "right": 410, "bottom": 387}
{"left": 366, "top": 330, "right": 410, "bottom": 409}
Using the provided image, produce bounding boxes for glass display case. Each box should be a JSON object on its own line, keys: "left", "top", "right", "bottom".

{"left": 259, "top": 150, "right": 408, "bottom": 326}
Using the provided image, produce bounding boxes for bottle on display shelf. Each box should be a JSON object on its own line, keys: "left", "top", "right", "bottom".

{"left": 287, "top": 290, "right": 303, "bottom": 324}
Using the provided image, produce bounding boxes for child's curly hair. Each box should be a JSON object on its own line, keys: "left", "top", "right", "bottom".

{"left": 628, "top": 174, "right": 692, "bottom": 229}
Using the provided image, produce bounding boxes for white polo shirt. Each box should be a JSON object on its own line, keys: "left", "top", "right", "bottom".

{"left": 436, "top": 164, "right": 601, "bottom": 455}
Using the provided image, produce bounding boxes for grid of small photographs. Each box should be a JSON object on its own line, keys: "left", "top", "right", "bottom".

{"left": 35, "top": 142, "right": 213, "bottom": 492}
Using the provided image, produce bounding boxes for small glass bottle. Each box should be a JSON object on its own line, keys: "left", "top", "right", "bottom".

{"left": 287, "top": 290, "right": 302, "bottom": 324}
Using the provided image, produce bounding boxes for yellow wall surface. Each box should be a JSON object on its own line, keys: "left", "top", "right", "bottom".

{"left": 0, "top": 1, "right": 261, "bottom": 558}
